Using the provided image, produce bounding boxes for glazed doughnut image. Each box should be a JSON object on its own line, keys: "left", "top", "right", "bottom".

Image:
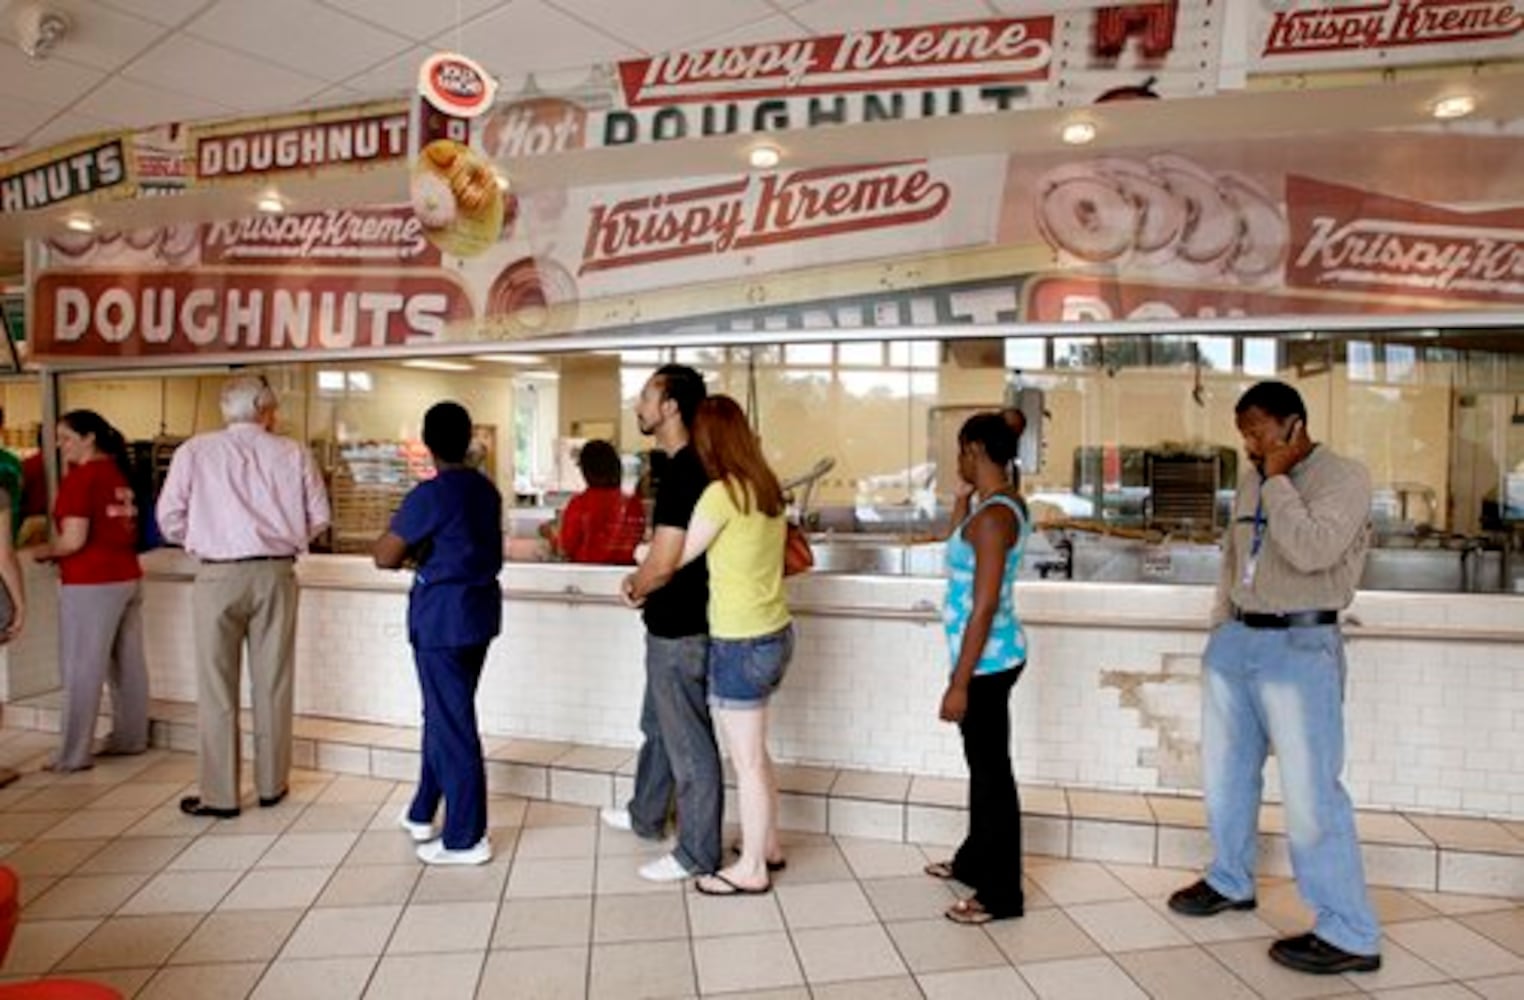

{"left": 1035, "top": 163, "right": 1136, "bottom": 263}
{"left": 486, "top": 257, "right": 579, "bottom": 337}
{"left": 1148, "top": 155, "right": 1239, "bottom": 266}
{"left": 158, "top": 224, "right": 200, "bottom": 265}
{"left": 449, "top": 157, "right": 495, "bottom": 215}
{"left": 48, "top": 230, "right": 97, "bottom": 258}
{"left": 411, "top": 138, "right": 504, "bottom": 258}
{"left": 1218, "top": 172, "right": 1288, "bottom": 279}
{"left": 411, "top": 171, "right": 457, "bottom": 229}
{"left": 123, "top": 227, "right": 163, "bottom": 251}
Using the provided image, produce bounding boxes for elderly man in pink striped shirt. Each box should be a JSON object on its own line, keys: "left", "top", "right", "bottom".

{"left": 157, "top": 375, "right": 331, "bottom": 818}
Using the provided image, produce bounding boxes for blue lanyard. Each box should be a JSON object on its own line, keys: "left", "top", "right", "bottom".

{"left": 1248, "top": 491, "right": 1266, "bottom": 560}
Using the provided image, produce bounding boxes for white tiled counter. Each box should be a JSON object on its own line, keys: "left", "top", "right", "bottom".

{"left": 3, "top": 551, "right": 1521, "bottom": 821}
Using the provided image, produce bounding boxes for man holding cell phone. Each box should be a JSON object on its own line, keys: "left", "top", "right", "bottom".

{"left": 1168, "top": 381, "right": 1383, "bottom": 976}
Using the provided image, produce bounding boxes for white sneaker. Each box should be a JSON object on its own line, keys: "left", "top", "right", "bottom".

{"left": 416, "top": 837, "right": 492, "bottom": 866}
{"left": 600, "top": 807, "right": 633, "bottom": 832}
{"left": 398, "top": 809, "right": 436, "bottom": 843}
{"left": 638, "top": 852, "right": 691, "bottom": 882}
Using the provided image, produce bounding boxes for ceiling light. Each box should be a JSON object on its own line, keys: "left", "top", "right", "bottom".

{"left": 256, "top": 193, "right": 285, "bottom": 214}
{"left": 1431, "top": 94, "right": 1476, "bottom": 120}
{"left": 63, "top": 215, "right": 95, "bottom": 234}
{"left": 748, "top": 145, "right": 781, "bottom": 169}
{"left": 472, "top": 353, "right": 549, "bottom": 365}
{"left": 1060, "top": 120, "right": 1097, "bottom": 146}
{"left": 400, "top": 359, "right": 476, "bottom": 372}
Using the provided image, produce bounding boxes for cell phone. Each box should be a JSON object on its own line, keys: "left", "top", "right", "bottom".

{"left": 1283, "top": 417, "right": 1303, "bottom": 444}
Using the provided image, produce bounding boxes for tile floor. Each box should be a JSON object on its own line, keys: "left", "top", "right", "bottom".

{"left": 0, "top": 731, "right": 1518, "bottom": 999}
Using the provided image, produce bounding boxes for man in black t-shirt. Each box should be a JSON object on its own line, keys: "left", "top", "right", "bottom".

{"left": 604, "top": 365, "right": 720, "bottom": 881}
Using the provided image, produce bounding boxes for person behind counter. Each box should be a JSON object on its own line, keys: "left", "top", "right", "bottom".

{"left": 158, "top": 375, "right": 331, "bottom": 818}
{"left": 676, "top": 394, "right": 794, "bottom": 897}
{"left": 1168, "top": 380, "right": 1382, "bottom": 976}
{"left": 924, "top": 412, "right": 1030, "bottom": 925}
{"left": 26, "top": 410, "right": 149, "bottom": 772}
{"left": 542, "top": 439, "right": 646, "bottom": 564}
{"left": 375, "top": 402, "right": 503, "bottom": 866}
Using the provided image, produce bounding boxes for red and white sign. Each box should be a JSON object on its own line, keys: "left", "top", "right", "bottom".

{"left": 418, "top": 53, "right": 497, "bottom": 119}
{"left": 1252, "top": 1, "right": 1524, "bottom": 72}
{"left": 1022, "top": 274, "right": 1414, "bottom": 323}
{"left": 1286, "top": 175, "right": 1524, "bottom": 305}
{"left": 33, "top": 270, "right": 474, "bottom": 357}
{"left": 202, "top": 207, "right": 440, "bottom": 268}
{"left": 193, "top": 107, "right": 410, "bottom": 182}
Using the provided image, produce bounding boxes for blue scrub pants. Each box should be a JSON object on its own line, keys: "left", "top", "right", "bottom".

{"left": 408, "top": 643, "right": 489, "bottom": 850}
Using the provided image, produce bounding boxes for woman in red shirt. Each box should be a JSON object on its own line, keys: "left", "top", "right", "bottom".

{"left": 26, "top": 411, "right": 148, "bottom": 772}
{"left": 545, "top": 440, "right": 646, "bottom": 564}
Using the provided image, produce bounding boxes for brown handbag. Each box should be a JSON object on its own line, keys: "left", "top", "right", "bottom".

{"left": 783, "top": 521, "right": 814, "bottom": 576}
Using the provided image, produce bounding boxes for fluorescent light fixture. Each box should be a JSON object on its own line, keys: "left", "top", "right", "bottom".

{"left": 64, "top": 215, "right": 95, "bottom": 233}
{"left": 256, "top": 193, "right": 286, "bottom": 214}
{"left": 472, "top": 353, "right": 550, "bottom": 365}
{"left": 749, "top": 144, "right": 781, "bottom": 169}
{"left": 1060, "top": 120, "right": 1097, "bottom": 146}
{"left": 1431, "top": 94, "right": 1476, "bottom": 120}
{"left": 400, "top": 359, "right": 476, "bottom": 372}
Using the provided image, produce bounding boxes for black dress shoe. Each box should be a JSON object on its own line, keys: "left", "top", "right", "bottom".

{"left": 1167, "top": 879, "right": 1257, "bottom": 916}
{"left": 179, "top": 795, "right": 240, "bottom": 819}
{"left": 1269, "top": 932, "right": 1381, "bottom": 974}
{"left": 258, "top": 788, "right": 289, "bottom": 808}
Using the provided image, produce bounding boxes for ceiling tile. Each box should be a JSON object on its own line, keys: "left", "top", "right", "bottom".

{"left": 74, "top": 76, "right": 234, "bottom": 127}
{"left": 0, "top": 100, "right": 59, "bottom": 148}
{"left": 788, "top": 0, "right": 993, "bottom": 33}
{"left": 321, "top": 0, "right": 506, "bottom": 43}
{"left": 0, "top": 0, "right": 168, "bottom": 73}
{"left": 988, "top": 1, "right": 1122, "bottom": 14}
{"left": 549, "top": 0, "right": 776, "bottom": 52}
{"left": 121, "top": 33, "right": 328, "bottom": 113}
{"left": 336, "top": 44, "right": 432, "bottom": 102}
{"left": 439, "top": 0, "right": 638, "bottom": 78}
{"left": 20, "top": 109, "right": 120, "bottom": 151}
{"left": 95, "top": 0, "right": 211, "bottom": 25}
{"left": 0, "top": 46, "right": 105, "bottom": 110}
{"left": 683, "top": 12, "right": 812, "bottom": 49}
{"left": 185, "top": 0, "right": 415, "bottom": 81}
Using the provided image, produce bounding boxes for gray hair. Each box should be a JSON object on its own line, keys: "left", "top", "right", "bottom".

{"left": 220, "top": 374, "right": 278, "bottom": 424}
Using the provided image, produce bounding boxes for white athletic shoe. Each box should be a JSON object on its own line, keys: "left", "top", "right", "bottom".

{"left": 416, "top": 837, "right": 492, "bottom": 866}
{"left": 397, "top": 809, "right": 436, "bottom": 844}
{"left": 600, "top": 807, "right": 633, "bottom": 832}
{"left": 638, "top": 852, "right": 691, "bottom": 882}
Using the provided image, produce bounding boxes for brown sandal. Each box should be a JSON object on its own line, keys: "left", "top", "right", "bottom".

{"left": 924, "top": 860, "right": 956, "bottom": 880}
{"left": 945, "top": 898, "right": 993, "bottom": 925}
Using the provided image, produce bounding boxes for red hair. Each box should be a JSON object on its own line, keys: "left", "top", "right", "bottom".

{"left": 692, "top": 395, "right": 784, "bottom": 517}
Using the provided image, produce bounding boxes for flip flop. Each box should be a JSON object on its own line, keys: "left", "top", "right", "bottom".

{"left": 924, "top": 860, "right": 956, "bottom": 880}
{"left": 945, "top": 898, "right": 994, "bottom": 926}
{"left": 728, "top": 844, "right": 787, "bottom": 872}
{"left": 695, "top": 872, "right": 772, "bottom": 896}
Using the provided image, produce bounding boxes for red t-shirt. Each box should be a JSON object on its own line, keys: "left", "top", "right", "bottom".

{"left": 558, "top": 488, "right": 647, "bottom": 565}
{"left": 54, "top": 458, "right": 142, "bottom": 585}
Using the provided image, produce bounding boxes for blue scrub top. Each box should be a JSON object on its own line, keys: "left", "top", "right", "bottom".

{"left": 390, "top": 467, "right": 504, "bottom": 649}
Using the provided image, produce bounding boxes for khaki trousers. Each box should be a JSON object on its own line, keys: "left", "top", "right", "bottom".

{"left": 192, "top": 560, "right": 298, "bottom": 809}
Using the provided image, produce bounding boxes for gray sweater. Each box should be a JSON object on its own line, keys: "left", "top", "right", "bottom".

{"left": 1211, "top": 444, "right": 1372, "bottom": 626}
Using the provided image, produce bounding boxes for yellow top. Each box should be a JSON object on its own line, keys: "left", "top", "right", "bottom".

{"left": 695, "top": 478, "right": 791, "bottom": 639}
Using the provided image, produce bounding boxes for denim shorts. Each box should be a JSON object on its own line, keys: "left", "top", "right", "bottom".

{"left": 708, "top": 625, "right": 795, "bottom": 710}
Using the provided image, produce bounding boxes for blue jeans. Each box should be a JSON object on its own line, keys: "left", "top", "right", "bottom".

{"left": 1201, "top": 621, "right": 1381, "bottom": 956}
{"left": 627, "top": 633, "right": 721, "bottom": 875}
{"left": 708, "top": 625, "right": 794, "bottom": 709}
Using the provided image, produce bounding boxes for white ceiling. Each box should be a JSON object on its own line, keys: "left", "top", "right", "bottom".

{"left": 0, "top": 0, "right": 1140, "bottom": 153}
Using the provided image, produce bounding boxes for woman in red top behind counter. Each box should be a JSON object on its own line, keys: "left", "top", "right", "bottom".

{"left": 26, "top": 410, "right": 149, "bottom": 772}
{"left": 544, "top": 440, "right": 646, "bottom": 564}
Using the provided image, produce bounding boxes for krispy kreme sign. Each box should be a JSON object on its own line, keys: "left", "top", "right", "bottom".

{"left": 32, "top": 270, "right": 473, "bottom": 358}
{"left": 193, "top": 105, "right": 410, "bottom": 182}
{"left": 581, "top": 161, "right": 951, "bottom": 274}
{"left": 1286, "top": 175, "right": 1524, "bottom": 304}
{"left": 1253, "top": 1, "right": 1524, "bottom": 70}
{"left": 1, "top": 134, "right": 132, "bottom": 213}
{"left": 202, "top": 207, "right": 440, "bottom": 268}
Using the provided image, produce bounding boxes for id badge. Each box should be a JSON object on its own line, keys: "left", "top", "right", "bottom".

{"left": 1241, "top": 552, "right": 1259, "bottom": 587}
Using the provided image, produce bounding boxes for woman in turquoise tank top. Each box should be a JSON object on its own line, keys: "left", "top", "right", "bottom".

{"left": 925, "top": 412, "right": 1030, "bottom": 925}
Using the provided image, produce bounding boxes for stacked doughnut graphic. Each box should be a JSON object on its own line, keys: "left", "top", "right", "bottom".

{"left": 1035, "top": 155, "right": 1288, "bottom": 281}
{"left": 49, "top": 225, "right": 201, "bottom": 267}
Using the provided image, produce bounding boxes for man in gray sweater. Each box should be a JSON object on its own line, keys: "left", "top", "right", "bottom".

{"left": 1168, "top": 380, "right": 1382, "bottom": 976}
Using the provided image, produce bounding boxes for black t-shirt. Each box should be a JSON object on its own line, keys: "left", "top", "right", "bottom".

{"left": 641, "top": 445, "right": 709, "bottom": 638}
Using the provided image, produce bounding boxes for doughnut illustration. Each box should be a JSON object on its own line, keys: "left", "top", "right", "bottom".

{"left": 1035, "top": 163, "right": 1136, "bottom": 263}
{"left": 1095, "top": 158, "right": 1183, "bottom": 257}
{"left": 412, "top": 139, "right": 503, "bottom": 258}
{"left": 1218, "top": 172, "right": 1288, "bottom": 278}
{"left": 1148, "top": 155, "right": 1239, "bottom": 266}
{"left": 158, "top": 224, "right": 200, "bottom": 266}
{"left": 487, "top": 256, "right": 579, "bottom": 337}
{"left": 48, "top": 231, "right": 97, "bottom": 258}
{"left": 411, "top": 171, "right": 456, "bottom": 229}
{"left": 123, "top": 227, "right": 162, "bottom": 251}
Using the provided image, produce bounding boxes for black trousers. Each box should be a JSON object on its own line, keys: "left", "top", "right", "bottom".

{"left": 950, "top": 666, "right": 1025, "bottom": 917}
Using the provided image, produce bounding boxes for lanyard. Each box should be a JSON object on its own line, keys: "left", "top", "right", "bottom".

{"left": 1241, "top": 482, "right": 1266, "bottom": 587}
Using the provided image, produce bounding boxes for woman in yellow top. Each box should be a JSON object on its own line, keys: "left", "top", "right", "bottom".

{"left": 677, "top": 395, "right": 793, "bottom": 896}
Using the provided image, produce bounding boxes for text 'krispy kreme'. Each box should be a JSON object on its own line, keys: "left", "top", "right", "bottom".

{"left": 197, "top": 113, "right": 409, "bottom": 180}
{"left": 619, "top": 17, "right": 1053, "bottom": 105}
{"left": 34, "top": 271, "right": 473, "bottom": 357}
{"left": 1263, "top": 1, "right": 1524, "bottom": 56}
{"left": 580, "top": 162, "right": 951, "bottom": 273}
{"left": 202, "top": 207, "right": 438, "bottom": 267}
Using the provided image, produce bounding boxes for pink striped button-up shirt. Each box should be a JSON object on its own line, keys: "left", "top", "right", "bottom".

{"left": 156, "top": 423, "right": 331, "bottom": 560}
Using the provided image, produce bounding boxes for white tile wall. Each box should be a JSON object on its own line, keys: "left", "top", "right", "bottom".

{"left": 4, "top": 558, "right": 1521, "bottom": 822}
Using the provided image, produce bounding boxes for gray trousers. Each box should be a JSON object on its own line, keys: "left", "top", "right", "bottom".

{"left": 56, "top": 580, "right": 150, "bottom": 771}
{"left": 193, "top": 560, "right": 299, "bottom": 809}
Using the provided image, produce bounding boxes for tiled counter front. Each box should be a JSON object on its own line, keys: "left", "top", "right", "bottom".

{"left": 4, "top": 553, "right": 1521, "bottom": 820}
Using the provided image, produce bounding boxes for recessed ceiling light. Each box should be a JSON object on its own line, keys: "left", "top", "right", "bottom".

{"left": 64, "top": 215, "right": 95, "bottom": 233}
{"left": 1061, "top": 121, "right": 1097, "bottom": 146}
{"left": 1432, "top": 94, "right": 1476, "bottom": 120}
{"left": 400, "top": 359, "right": 476, "bottom": 372}
{"left": 257, "top": 193, "right": 285, "bottom": 214}
{"left": 749, "top": 145, "right": 781, "bottom": 169}
{"left": 472, "top": 353, "right": 549, "bottom": 365}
